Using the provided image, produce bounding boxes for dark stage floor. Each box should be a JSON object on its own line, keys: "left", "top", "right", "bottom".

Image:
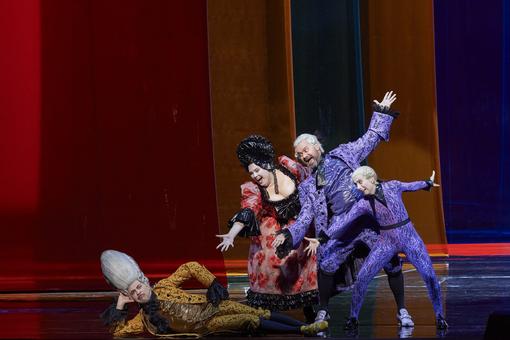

{"left": 1, "top": 256, "right": 509, "bottom": 339}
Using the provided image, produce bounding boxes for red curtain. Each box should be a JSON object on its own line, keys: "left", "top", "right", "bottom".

{"left": 0, "top": 0, "right": 225, "bottom": 291}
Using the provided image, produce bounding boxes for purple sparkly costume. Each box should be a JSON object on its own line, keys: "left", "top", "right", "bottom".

{"left": 326, "top": 180, "right": 444, "bottom": 318}
{"left": 287, "top": 111, "right": 400, "bottom": 279}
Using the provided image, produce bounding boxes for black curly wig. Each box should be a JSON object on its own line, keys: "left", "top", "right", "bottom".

{"left": 237, "top": 135, "right": 276, "bottom": 171}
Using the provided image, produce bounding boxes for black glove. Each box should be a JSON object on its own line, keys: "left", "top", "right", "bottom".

{"left": 275, "top": 229, "right": 293, "bottom": 259}
{"left": 317, "top": 230, "right": 330, "bottom": 245}
{"left": 373, "top": 102, "right": 400, "bottom": 118}
{"left": 424, "top": 179, "right": 433, "bottom": 191}
{"left": 206, "top": 279, "right": 229, "bottom": 307}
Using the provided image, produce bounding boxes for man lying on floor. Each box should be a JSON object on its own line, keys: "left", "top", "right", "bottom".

{"left": 100, "top": 250, "right": 327, "bottom": 337}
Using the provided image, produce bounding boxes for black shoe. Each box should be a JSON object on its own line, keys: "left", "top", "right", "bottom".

{"left": 344, "top": 317, "right": 359, "bottom": 331}
{"left": 303, "top": 305, "right": 317, "bottom": 324}
{"left": 436, "top": 315, "right": 449, "bottom": 329}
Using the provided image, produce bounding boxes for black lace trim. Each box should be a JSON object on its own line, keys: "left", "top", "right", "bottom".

{"left": 140, "top": 293, "right": 171, "bottom": 334}
{"left": 246, "top": 289, "right": 318, "bottom": 311}
{"left": 259, "top": 166, "right": 301, "bottom": 224}
{"left": 227, "top": 208, "right": 260, "bottom": 237}
{"left": 259, "top": 165, "right": 298, "bottom": 204}
{"left": 100, "top": 299, "right": 127, "bottom": 327}
{"left": 374, "top": 184, "right": 387, "bottom": 206}
{"left": 275, "top": 229, "right": 294, "bottom": 259}
{"left": 372, "top": 102, "right": 400, "bottom": 118}
{"left": 206, "top": 279, "right": 229, "bottom": 307}
{"left": 318, "top": 230, "right": 330, "bottom": 245}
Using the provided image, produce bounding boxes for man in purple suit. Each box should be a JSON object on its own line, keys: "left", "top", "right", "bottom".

{"left": 273, "top": 92, "right": 414, "bottom": 328}
{"left": 305, "top": 166, "right": 448, "bottom": 330}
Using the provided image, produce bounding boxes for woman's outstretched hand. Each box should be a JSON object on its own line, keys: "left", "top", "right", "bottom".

{"left": 216, "top": 234, "right": 235, "bottom": 252}
{"left": 272, "top": 233, "right": 286, "bottom": 248}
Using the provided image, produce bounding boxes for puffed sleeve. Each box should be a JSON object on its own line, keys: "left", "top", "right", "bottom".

{"left": 227, "top": 182, "right": 263, "bottom": 237}
{"left": 278, "top": 155, "right": 311, "bottom": 183}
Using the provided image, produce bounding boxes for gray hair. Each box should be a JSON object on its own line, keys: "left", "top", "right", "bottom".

{"left": 101, "top": 250, "right": 149, "bottom": 294}
{"left": 293, "top": 133, "right": 325, "bottom": 153}
{"left": 351, "top": 166, "right": 378, "bottom": 183}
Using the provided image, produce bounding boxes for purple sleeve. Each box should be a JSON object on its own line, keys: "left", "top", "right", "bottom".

{"left": 329, "top": 111, "right": 394, "bottom": 166}
{"left": 396, "top": 180, "right": 430, "bottom": 192}
{"left": 326, "top": 201, "right": 371, "bottom": 239}
{"left": 288, "top": 186, "right": 314, "bottom": 248}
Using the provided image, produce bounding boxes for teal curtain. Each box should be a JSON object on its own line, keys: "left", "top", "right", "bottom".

{"left": 291, "top": 0, "right": 365, "bottom": 151}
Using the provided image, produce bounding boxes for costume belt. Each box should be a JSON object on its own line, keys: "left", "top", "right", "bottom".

{"left": 380, "top": 218, "right": 410, "bottom": 230}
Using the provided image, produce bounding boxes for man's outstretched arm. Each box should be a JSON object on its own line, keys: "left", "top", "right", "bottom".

{"left": 330, "top": 91, "right": 399, "bottom": 166}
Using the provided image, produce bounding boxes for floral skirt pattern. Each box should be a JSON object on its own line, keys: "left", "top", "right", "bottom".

{"left": 246, "top": 217, "right": 318, "bottom": 310}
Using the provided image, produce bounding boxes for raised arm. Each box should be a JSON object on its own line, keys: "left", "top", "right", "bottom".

{"left": 330, "top": 91, "right": 399, "bottom": 166}
{"left": 155, "top": 261, "right": 216, "bottom": 289}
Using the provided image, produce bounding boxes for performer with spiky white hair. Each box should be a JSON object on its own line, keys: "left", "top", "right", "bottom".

{"left": 304, "top": 166, "right": 448, "bottom": 330}
{"left": 272, "top": 91, "right": 415, "bottom": 330}
{"left": 99, "top": 250, "right": 328, "bottom": 337}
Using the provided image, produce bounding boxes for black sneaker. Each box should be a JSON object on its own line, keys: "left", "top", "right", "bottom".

{"left": 344, "top": 317, "right": 359, "bottom": 331}
{"left": 436, "top": 315, "right": 449, "bottom": 329}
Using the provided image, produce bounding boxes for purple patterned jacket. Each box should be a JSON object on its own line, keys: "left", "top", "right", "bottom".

{"left": 288, "top": 111, "right": 395, "bottom": 248}
{"left": 326, "top": 180, "right": 430, "bottom": 239}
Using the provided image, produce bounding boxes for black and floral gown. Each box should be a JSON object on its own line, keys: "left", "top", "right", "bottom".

{"left": 228, "top": 156, "right": 318, "bottom": 310}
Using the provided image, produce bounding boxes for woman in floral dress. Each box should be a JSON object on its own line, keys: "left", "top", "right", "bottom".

{"left": 216, "top": 135, "right": 318, "bottom": 321}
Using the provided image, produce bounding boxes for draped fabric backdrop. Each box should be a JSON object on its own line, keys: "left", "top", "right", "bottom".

{"left": 434, "top": 0, "right": 510, "bottom": 243}
{"left": 0, "top": 0, "right": 225, "bottom": 291}
{"left": 360, "top": 0, "right": 447, "bottom": 252}
{"left": 208, "top": 0, "right": 296, "bottom": 272}
{"left": 7, "top": 0, "right": 502, "bottom": 292}
{"left": 292, "top": 0, "right": 366, "bottom": 150}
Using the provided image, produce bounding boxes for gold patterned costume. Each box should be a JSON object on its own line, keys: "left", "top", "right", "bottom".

{"left": 104, "top": 261, "right": 270, "bottom": 337}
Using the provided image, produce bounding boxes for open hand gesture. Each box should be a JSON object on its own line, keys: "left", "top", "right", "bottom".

{"left": 429, "top": 170, "right": 440, "bottom": 187}
{"left": 272, "top": 233, "right": 286, "bottom": 248}
{"left": 304, "top": 237, "right": 320, "bottom": 257}
{"left": 373, "top": 91, "right": 397, "bottom": 110}
{"left": 216, "top": 234, "right": 235, "bottom": 252}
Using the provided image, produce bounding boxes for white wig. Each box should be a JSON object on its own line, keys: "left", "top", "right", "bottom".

{"left": 351, "top": 166, "right": 378, "bottom": 182}
{"left": 293, "top": 133, "right": 325, "bottom": 153}
{"left": 100, "top": 249, "right": 149, "bottom": 293}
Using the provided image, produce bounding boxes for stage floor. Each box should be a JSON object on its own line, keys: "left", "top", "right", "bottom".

{"left": 1, "top": 256, "right": 509, "bottom": 339}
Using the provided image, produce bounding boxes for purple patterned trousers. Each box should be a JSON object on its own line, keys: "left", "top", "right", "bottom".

{"left": 350, "top": 223, "right": 444, "bottom": 318}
